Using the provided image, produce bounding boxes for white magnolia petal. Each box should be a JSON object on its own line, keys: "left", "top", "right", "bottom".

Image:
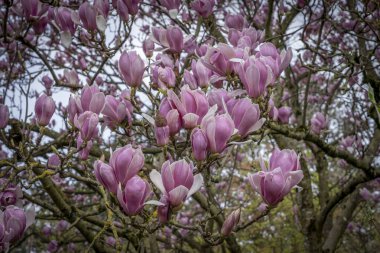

{"left": 247, "top": 118, "right": 266, "bottom": 134}
{"left": 71, "top": 12, "right": 80, "bottom": 25}
{"left": 144, "top": 200, "right": 166, "bottom": 206}
{"left": 201, "top": 104, "right": 218, "bottom": 127}
{"left": 229, "top": 140, "right": 252, "bottom": 145}
{"left": 96, "top": 15, "right": 107, "bottom": 32}
{"left": 229, "top": 89, "right": 246, "bottom": 98}
{"left": 61, "top": 31, "right": 72, "bottom": 48}
{"left": 142, "top": 113, "right": 156, "bottom": 126}
{"left": 187, "top": 174, "right": 204, "bottom": 197}
{"left": 168, "top": 9, "right": 178, "bottom": 19}
{"left": 149, "top": 170, "right": 166, "bottom": 194}
{"left": 25, "top": 207, "right": 35, "bottom": 228}
{"left": 229, "top": 58, "right": 244, "bottom": 63}
{"left": 209, "top": 75, "right": 226, "bottom": 84}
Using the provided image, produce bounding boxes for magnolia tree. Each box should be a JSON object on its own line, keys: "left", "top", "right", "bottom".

{"left": 0, "top": 0, "right": 379, "bottom": 252}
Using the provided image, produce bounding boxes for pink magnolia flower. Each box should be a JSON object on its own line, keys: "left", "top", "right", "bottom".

{"left": 221, "top": 209, "right": 240, "bottom": 236}
{"left": 167, "top": 26, "right": 184, "bottom": 53}
{"left": 47, "top": 154, "right": 61, "bottom": 169}
{"left": 190, "top": 128, "right": 208, "bottom": 161}
{"left": 0, "top": 104, "right": 9, "bottom": 129}
{"left": 161, "top": 0, "right": 181, "bottom": 18}
{"left": 42, "top": 75, "right": 53, "bottom": 90}
{"left": 157, "top": 195, "right": 170, "bottom": 223}
{"left": 109, "top": 145, "right": 145, "bottom": 186}
{"left": 0, "top": 181, "right": 23, "bottom": 208}
{"left": 167, "top": 86, "right": 209, "bottom": 127}
{"left": 118, "top": 51, "right": 145, "bottom": 87}
{"left": 123, "top": 0, "right": 141, "bottom": 15}
{"left": 143, "top": 38, "right": 155, "bottom": 58}
{"left": 35, "top": 94, "right": 56, "bottom": 127}
{"left": 102, "top": 95, "right": 132, "bottom": 128}
{"left": 1, "top": 206, "right": 35, "bottom": 244}
{"left": 166, "top": 109, "right": 181, "bottom": 136}
{"left": 184, "top": 70, "right": 198, "bottom": 89}
{"left": 256, "top": 43, "right": 292, "bottom": 78}
{"left": 191, "top": 60, "right": 212, "bottom": 88}
{"left": 229, "top": 27, "right": 264, "bottom": 51}
{"left": 268, "top": 99, "right": 278, "bottom": 121}
{"left": 94, "top": 160, "right": 118, "bottom": 194}
{"left": 74, "top": 111, "right": 99, "bottom": 141}
{"left": 115, "top": 0, "right": 129, "bottom": 21}
{"left": 278, "top": 106, "right": 292, "bottom": 124}
{"left": 155, "top": 66, "right": 176, "bottom": 89}
{"left": 117, "top": 176, "right": 151, "bottom": 216}
{"left": 191, "top": 0, "right": 215, "bottom": 18}
{"left": 310, "top": 112, "right": 327, "bottom": 134}
{"left": 76, "top": 135, "right": 93, "bottom": 160}
{"left": 237, "top": 58, "right": 273, "bottom": 99}
{"left": 152, "top": 26, "right": 184, "bottom": 53}
{"left": 78, "top": 2, "right": 98, "bottom": 31}
{"left": 200, "top": 105, "right": 235, "bottom": 154}
{"left": 226, "top": 14, "right": 246, "bottom": 30}
{"left": 21, "top": 0, "right": 48, "bottom": 20}
{"left": 154, "top": 115, "right": 170, "bottom": 146}
{"left": 149, "top": 160, "right": 203, "bottom": 207}
{"left": 226, "top": 98, "right": 265, "bottom": 137}
{"left": 207, "top": 89, "right": 231, "bottom": 112}
{"left": 80, "top": 85, "right": 105, "bottom": 114}
{"left": 202, "top": 43, "right": 238, "bottom": 76}
{"left": 248, "top": 148, "right": 304, "bottom": 206}
{"left": 53, "top": 7, "right": 77, "bottom": 46}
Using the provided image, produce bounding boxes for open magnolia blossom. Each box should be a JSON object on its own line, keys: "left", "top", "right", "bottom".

{"left": 149, "top": 160, "right": 204, "bottom": 208}
{"left": 248, "top": 149, "right": 304, "bottom": 206}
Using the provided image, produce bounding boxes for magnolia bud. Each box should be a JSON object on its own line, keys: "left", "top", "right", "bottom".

{"left": 221, "top": 209, "right": 240, "bottom": 236}
{"left": 109, "top": 145, "right": 145, "bottom": 186}
{"left": 278, "top": 106, "right": 292, "bottom": 124}
{"left": 143, "top": 38, "right": 155, "bottom": 58}
{"left": 0, "top": 104, "right": 9, "bottom": 128}
{"left": 167, "top": 26, "right": 183, "bottom": 53}
{"left": 191, "top": 0, "right": 215, "bottom": 18}
{"left": 79, "top": 2, "right": 97, "bottom": 31}
{"left": 226, "top": 14, "right": 245, "bottom": 30}
{"left": 190, "top": 128, "right": 208, "bottom": 161}
{"left": 118, "top": 51, "right": 145, "bottom": 87}
{"left": 35, "top": 94, "right": 56, "bottom": 126}
{"left": 74, "top": 111, "right": 99, "bottom": 141}
{"left": 166, "top": 109, "right": 181, "bottom": 136}
{"left": 117, "top": 176, "right": 151, "bottom": 216}
{"left": 155, "top": 115, "right": 170, "bottom": 146}
{"left": 94, "top": 160, "right": 118, "bottom": 194}
{"left": 42, "top": 75, "right": 53, "bottom": 90}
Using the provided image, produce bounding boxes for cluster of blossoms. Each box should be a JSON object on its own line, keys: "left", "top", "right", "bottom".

{"left": 19, "top": 0, "right": 130, "bottom": 46}
{"left": 94, "top": 144, "right": 205, "bottom": 220}
{"left": 67, "top": 84, "right": 133, "bottom": 160}
{"left": 0, "top": 179, "right": 34, "bottom": 252}
{"left": 85, "top": 7, "right": 304, "bottom": 232}
{"left": 94, "top": 145, "right": 149, "bottom": 216}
